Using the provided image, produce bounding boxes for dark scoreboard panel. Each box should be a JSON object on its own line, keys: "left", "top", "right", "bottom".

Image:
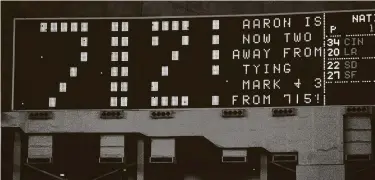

{"left": 13, "top": 9, "right": 375, "bottom": 110}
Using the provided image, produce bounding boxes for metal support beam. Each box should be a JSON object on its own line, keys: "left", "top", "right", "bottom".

{"left": 260, "top": 154, "right": 268, "bottom": 180}
{"left": 137, "top": 139, "right": 145, "bottom": 180}
{"left": 13, "top": 132, "right": 21, "bottom": 180}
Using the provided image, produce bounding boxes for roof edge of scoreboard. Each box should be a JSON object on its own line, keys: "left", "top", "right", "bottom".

{"left": 9, "top": 105, "right": 375, "bottom": 112}
{"left": 13, "top": 8, "right": 375, "bottom": 21}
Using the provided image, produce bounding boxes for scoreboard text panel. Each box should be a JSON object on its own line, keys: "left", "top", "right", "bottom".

{"left": 13, "top": 9, "right": 375, "bottom": 110}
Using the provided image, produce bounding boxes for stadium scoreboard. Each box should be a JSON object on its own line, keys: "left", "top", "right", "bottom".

{"left": 13, "top": 9, "right": 375, "bottom": 110}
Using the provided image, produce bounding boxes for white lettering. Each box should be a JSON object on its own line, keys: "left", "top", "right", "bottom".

{"left": 352, "top": 14, "right": 375, "bottom": 23}
{"left": 232, "top": 95, "right": 238, "bottom": 105}
{"left": 283, "top": 47, "right": 322, "bottom": 58}
{"left": 242, "top": 18, "right": 291, "bottom": 29}
{"left": 242, "top": 63, "right": 291, "bottom": 75}
{"left": 233, "top": 49, "right": 270, "bottom": 60}
{"left": 242, "top": 34, "right": 271, "bottom": 44}
{"left": 242, "top": 79, "right": 281, "bottom": 90}
{"left": 232, "top": 95, "right": 271, "bottom": 105}
{"left": 305, "top": 16, "right": 322, "bottom": 27}
{"left": 284, "top": 32, "right": 312, "bottom": 43}
{"left": 314, "top": 16, "right": 322, "bottom": 26}
{"left": 243, "top": 64, "right": 250, "bottom": 74}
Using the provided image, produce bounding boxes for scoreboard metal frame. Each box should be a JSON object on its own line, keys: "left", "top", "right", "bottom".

{"left": 12, "top": 9, "right": 375, "bottom": 111}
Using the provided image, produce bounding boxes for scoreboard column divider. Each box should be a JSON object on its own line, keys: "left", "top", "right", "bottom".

{"left": 323, "top": 13, "right": 327, "bottom": 106}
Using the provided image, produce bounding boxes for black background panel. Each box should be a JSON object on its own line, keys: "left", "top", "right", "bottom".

{"left": 13, "top": 10, "right": 375, "bottom": 110}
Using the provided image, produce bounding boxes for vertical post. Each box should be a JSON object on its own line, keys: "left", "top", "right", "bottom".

{"left": 13, "top": 131, "right": 21, "bottom": 180}
{"left": 260, "top": 154, "right": 268, "bottom": 180}
{"left": 137, "top": 139, "right": 145, "bottom": 180}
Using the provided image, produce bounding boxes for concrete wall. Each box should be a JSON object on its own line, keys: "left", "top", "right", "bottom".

{"left": 3, "top": 106, "right": 346, "bottom": 166}
{"left": 296, "top": 164, "right": 345, "bottom": 180}
{"left": 3, "top": 106, "right": 348, "bottom": 180}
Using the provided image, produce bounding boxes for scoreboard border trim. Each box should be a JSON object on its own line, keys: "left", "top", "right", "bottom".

{"left": 11, "top": 8, "right": 375, "bottom": 111}
{"left": 12, "top": 8, "right": 375, "bottom": 21}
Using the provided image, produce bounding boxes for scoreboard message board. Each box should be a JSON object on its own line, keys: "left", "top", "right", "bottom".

{"left": 12, "top": 9, "right": 375, "bottom": 110}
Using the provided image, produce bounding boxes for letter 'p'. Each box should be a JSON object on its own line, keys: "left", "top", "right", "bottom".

{"left": 330, "top": 26, "right": 336, "bottom": 33}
